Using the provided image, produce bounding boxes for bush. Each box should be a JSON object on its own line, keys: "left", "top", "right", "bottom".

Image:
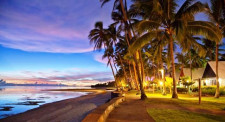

{"left": 177, "top": 87, "right": 188, "bottom": 93}
{"left": 192, "top": 86, "right": 225, "bottom": 96}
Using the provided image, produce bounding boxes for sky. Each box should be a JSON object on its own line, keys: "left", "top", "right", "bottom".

{"left": 0, "top": 0, "right": 214, "bottom": 86}
{"left": 0, "top": 0, "right": 115, "bottom": 86}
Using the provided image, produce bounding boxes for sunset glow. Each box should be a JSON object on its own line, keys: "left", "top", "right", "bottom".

{"left": 0, "top": 0, "right": 114, "bottom": 86}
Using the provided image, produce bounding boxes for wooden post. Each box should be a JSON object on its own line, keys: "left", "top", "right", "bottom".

{"left": 153, "top": 83, "right": 154, "bottom": 94}
{"left": 198, "top": 79, "right": 201, "bottom": 104}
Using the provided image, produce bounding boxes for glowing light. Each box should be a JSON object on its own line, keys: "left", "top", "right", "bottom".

{"left": 219, "top": 78, "right": 222, "bottom": 84}
{"left": 159, "top": 69, "right": 164, "bottom": 78}
{"left": 187, "top": 80, "right": 189, "bottom": 83}
{"left": 205, "top": 79, "right": 209, "bottom": 84}
{"left": 159, "top": 81, "right": 163, "bottom": 86}
{"left": 143, "top": 82, "right": 148, "bottom": 87}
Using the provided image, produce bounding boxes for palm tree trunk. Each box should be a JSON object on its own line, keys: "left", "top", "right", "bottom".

{"left": 132, "top": 62, "right": 140, "bottom": 90}
{"left": 108, "top": 57, "right": 117, "bottom": 88}
{"left": 118, "top": 53, "right": 130, "bottom": 88}
{"left": 125, "top": 31, "right": 139, "bottom": 90}
{"left": 139, "top": 51, "right": 145, "bottom": 83}
{"left": 128, "top": 62, "right": 135, "bottom": 89}
{"left": 189, "top": 51, "right": 193, "bottom": 82}
{"left": 119, "top": 0, "right": 147, "bottom": 99}
{"left": 119, "top": 0, "right": 128, "bottom": 21}
{"left": 169, "top": 34, "right": 178, "bottom": 99}
{"left": 215, "top": 42, "right": 220, "bottom": 98}
{"left": 113, "top": 58, "right": 118, "bottom": 72}
{"left": 104, "top": 45, "right": 118, "bottom": 89}
{"left": 134, "top": 53, "right": 147, "bottom": 100}
{"left": 160, "top": 46, "right": 166, "bottom": 95}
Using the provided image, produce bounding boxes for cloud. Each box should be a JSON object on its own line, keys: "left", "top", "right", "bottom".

{"left": 0, "top": 0, "right": 113, "bottom": 53}
{"left": 0, "top": 69, "right": 114, "bottom": 86}
{"left": 94, "top": 54, "right": 109, "bottom": 64}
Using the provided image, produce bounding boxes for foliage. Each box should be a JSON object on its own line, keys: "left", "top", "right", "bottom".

{"left": 177, "top": 87, "right": 188, "bottom": 93}
{"left": 180, "top": 76, "right": 195, "bottom": 87}
{"left": 192, "top": 86, "right": 225, "bottom": 96}
{"left": 91, "top": 81, "right": 116, "bottom": 87}
{"left": 90, "top": 0, "right": 225, "bottom": 99}
{"left": 165, "top": 77, "right": 173, "bottom": 88}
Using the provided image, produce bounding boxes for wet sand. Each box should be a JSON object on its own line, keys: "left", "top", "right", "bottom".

{"left": 0, "top": 89, "right": 111, "bottom": 122}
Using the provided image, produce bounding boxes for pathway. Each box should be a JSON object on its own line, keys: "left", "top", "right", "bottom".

{"left": 106, "top": 95, "right": 155, "bottom": 122}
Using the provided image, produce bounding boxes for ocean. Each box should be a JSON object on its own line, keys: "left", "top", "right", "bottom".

{"left": 0, "top": 86, "right": 89, "bottom": 119}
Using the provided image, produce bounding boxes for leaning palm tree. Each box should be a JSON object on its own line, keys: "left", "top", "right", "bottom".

{"left": 89, "top": 21, "right": 118, "bottom": 87}
{"left": 129, "top": 0, "right": 222, "bottom": 98}
{"left": 106, "top": 25, "right": 132, "bottom": 88}
{"left": 101, "top": 0, "right": 147, "bottom": 100}
{"left": 206, "top": 0, "right": 225, "bottom": 98}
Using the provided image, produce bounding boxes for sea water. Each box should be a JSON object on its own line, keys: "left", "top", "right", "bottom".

{"left": 0, "top": 86, "right": 89, "bottom": 119}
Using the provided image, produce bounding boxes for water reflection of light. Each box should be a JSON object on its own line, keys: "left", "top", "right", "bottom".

{"left": 0, "top": 86, "right": 88, "bottom": 119}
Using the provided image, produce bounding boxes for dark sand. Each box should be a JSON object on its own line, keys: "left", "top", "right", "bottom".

{"left": 0, "top": 89, "right": 111, "bottom": 122}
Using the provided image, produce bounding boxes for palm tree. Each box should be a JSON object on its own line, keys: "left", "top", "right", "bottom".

{"left": 206, "top": 0, "right": 225, "bottom": 98}
{"left": 89, "top": 21, "right": 118, "bottom": 88}
{"left": 148, "top": 34, "right": 168, "bottom": 95}
{"left": 202, "top": 38, "right": 225, "bottom": 61}
{"left": 106, "top": 25, "right": 132, "bottom": 88}
{"left": 179, "top": 36, "right": 206, "bottom": 82}
{"left": 129, "top": 0, "right": 222, "bottom": 99}
{"left": 101, "top": 0, "right": 147, "bottom": 100}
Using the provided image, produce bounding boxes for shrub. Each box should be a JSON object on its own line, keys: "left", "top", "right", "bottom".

{"left": 192, "top": 86, "right": 225, "bottom": 96}
{"left": 177, "top": 87, "right": 188, "bottom": 93}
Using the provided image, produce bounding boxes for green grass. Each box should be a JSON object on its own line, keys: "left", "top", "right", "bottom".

{"left": 126, "top": 90, "right": 225, "bottom": 121}
{"left": 126, "top": 90, "right": 225, "bottom": 110}
{"left": 147, "top": 108, "right": 225, "bottom": 122}
{"left": 146, "top": 97, "right": 225, "bottom": 111}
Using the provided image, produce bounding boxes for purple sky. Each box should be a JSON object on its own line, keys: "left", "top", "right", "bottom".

{"left": 0, "top": 0, "right": 114, "bottom": 86}
{"left": 0, "top": 0, "right": 115, "bottom": 53}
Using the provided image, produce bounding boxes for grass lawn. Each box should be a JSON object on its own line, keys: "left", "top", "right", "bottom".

{"left": 146, "top": 97, "right": 225, "bottom": 111}
{"left": 147, "top": 108, "right": 225, "bottom": 122}
{"left": 125, "top": 90, "right": 225, "bottom": 121}
{"left": 127, "top": 90, "right": 225, "bottom": 110}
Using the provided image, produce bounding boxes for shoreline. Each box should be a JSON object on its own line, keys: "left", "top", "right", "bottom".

{"left": 0, "top": 89, "right": 111, "bottom": 122}
{"left": 44, "top": 88, "right": 107, "bottom": 94}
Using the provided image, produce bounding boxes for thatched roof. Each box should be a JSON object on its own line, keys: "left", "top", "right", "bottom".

{"left": 181, "top": 68, "right": 205, "bottom": 80}
{"left": 202, "top": 61, "right": 225, "bottom": 79}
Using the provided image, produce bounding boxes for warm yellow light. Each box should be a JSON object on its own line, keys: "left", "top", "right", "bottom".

{"left": 143, "top": 82, "right": 147, "bottom": 87}
{"left": 187, "top": 80, "right": 189, "bottom": 83}
{"left": 159, "top": 69, "right": 164, "bottom": 78}
{"left": 159, "top": 81, "right": 163, "bottom": 86}
{"left": 219, "top": 78, "right": 222, "bottom": 84}
{"left": 205, "top": 79, "right": 209, "bottom": 84}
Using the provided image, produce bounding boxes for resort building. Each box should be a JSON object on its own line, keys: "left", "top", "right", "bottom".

{"left": 202, "top": 61, "right": 225, "bottom": 86}
{"left": 177, "top": 68, "right": 205, "bottom": 87}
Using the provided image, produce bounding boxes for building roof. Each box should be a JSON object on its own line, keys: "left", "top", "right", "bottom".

{"left": 202, "top": 61, "right": 225, "bottom": 79}
{"left": 182, "top": 68, "right": 205, "bottom": 80}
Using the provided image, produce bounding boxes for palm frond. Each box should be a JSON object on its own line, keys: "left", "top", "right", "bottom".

{"left": 180, "top": 2, "right": 207, "bottom": 20}
{"left": 100, "top": 0, "right": 111, "bottom": 7}
{"left": 176, "top": 0, "right": 195, "bottom": 18}
{"left": 128, "top": 31, "right": 158, "bottom": 54}
{"left": 137, "top": 20, "right": 160, "bottom": 33}
{"left": 187, "top": 21, "right": 223, "bottom": 42}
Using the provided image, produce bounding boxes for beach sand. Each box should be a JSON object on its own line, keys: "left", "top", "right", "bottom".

{"left": 0, "top": 89, "right": 111, "bottom": 122}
